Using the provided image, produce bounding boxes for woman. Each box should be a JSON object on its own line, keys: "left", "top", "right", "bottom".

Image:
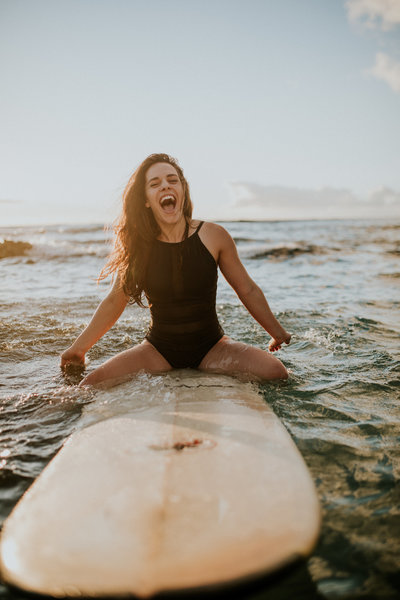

{"left": 61, "top": 153, "right": 291, "bottom": 387}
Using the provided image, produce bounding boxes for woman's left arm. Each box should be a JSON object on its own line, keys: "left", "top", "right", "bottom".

{"left": 212, "top": 225, "right": 291, "bottom": 352}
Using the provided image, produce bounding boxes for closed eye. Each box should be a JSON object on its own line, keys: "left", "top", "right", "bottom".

{"left": 147, "top": 175, "right": 179, "bottom": 187}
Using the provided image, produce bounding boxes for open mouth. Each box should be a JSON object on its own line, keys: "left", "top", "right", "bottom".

{"left": 159, "top": 195, "right": 177, "bottom": 212}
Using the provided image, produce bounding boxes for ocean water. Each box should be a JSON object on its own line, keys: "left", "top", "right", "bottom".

{"left": 0, "top": 219, "right": 399, "bottom": 599}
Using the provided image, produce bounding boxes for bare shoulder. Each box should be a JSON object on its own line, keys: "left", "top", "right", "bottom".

{"left": 201, "top": 221, "right": 232, "bottom": 240}
{"left": 197, "top": 222, "right": 235, "bottom": 263}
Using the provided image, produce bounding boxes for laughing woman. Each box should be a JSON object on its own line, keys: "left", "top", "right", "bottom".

{"left": 60, "top": 153, "right": 291, "bottom": 387}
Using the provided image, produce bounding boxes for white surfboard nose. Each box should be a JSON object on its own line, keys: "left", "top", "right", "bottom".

{"left": 0, "top": 373, "right": 321, "bottom": 598}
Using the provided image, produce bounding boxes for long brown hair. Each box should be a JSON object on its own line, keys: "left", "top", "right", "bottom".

{"left": 99, "top": 153, "right": 193, "bottom": 306}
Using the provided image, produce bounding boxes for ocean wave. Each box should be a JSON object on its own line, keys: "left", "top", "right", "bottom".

{"left": 381, "top": 224, "right": 400, "bottom": 230}
{"left": 1, "top": 241, "right": 109, "bottom": 262}
{"left": 0, "top": 315, "right": 83, "bottom": 360}
{"left": 58, "top": 224, "right": 106, "bottom": 234}
{"left": 73, "top": 238, "right": 112, "bottom": 246}
{"left": 0, "top": 226, "right": 47, "bottom": 237}
{"left": 39, "top": 248, "right": 109, "bottom": 260}
{"left": 233, "top": 236, "right": 263, "bottom": 244}
{"left": 379, "top": 272, "right": 400, "bottom": 279}
{"left": 249, "top": 243, "right": 327, "bottom": 260}
{"left": 0, "top": 466, "right": 34, "bottom": 490}
{"left": 0, "top": 240, "right": 32, "bottom": 259}
{"left": 354, "top": 315, "right": 399, "bottom": 337}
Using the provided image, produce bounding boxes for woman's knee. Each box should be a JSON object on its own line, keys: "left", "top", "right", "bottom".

{"left": 240, "top": 344, "right": 288, "bottom": 381}
{"left": 78, "top": 368, "right": 104, "bottom": 388}
{"left": 266, "top": 356, "right": 288, "bottom": 380}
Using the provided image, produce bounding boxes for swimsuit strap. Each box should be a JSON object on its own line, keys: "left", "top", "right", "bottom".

{"left": 195, "top": 221, "right": 204, "bottom": 233}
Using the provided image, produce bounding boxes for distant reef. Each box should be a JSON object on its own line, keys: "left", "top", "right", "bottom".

{"left": 250, "top": 244, "right": 324, "bottom": 260}
{"left": 0, "top": 239, "right": 32, "bottom": 259}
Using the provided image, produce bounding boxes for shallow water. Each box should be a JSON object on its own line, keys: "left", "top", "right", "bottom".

{"left": 1, "top": 219, "right": 399, "bottom": 599}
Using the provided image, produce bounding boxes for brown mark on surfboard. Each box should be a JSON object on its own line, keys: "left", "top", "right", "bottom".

{"left": 149, "top": 439, "right": 217, "bottom": 452}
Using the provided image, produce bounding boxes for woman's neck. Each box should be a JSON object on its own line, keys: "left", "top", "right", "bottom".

{"left": 157, "top": 218, "right": 189, "bottom": 243}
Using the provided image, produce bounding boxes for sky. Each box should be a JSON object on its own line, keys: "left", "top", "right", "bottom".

{"left": 1, "top": 0, "right": 400, "bottom": 225}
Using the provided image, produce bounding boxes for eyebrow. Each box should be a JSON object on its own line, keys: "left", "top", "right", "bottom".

{"left": 147, "top": 173, "right": 179, "bottom": 184}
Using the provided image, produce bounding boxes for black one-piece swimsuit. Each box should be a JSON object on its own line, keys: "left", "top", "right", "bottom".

{"left": 144, "top": 222, "right": 224, "bottom": 368}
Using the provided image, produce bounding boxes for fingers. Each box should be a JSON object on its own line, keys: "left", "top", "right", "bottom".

{"left": 269, "top": 336, "right": 291, "bottom": 352}
{"left": 268, "top": 342, "right": 282, "bottom": 352}
{"left": 60, "top": 355, "right": 72, "bottom": 369}
{"left": 61, "top": 361, "right": 85, "bottom": 375}
{"left": 60, "top": 353, "right": 84, "bottom": 370}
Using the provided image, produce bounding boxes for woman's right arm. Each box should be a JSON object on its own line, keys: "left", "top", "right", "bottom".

{"left": 60, "top": 276, "right": 129, "bottom": 369}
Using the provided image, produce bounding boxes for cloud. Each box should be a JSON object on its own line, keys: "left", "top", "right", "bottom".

{"left": 227, "top": 182, "right": 400, "bottom": 220}
{"left": 346, "top": 0, "right": 400, "bottom": 31}
{"left": 0, "top": 198, "right": 22, "bottom": 203}
{"left": 369, "top": 52, "right": 400, "bottom": 93}
{"left": 346, "top": 2, "right": 400, "bottom": 94}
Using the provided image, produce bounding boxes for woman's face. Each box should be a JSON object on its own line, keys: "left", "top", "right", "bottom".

{"left": 145, "top": 162, "right": 185, "bottom": 226}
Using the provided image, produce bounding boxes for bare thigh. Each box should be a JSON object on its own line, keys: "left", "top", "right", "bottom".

{"left": 79, "top": 341, "right": 172, "bottom": 388}
{"left": 199, "top": 336, "right": 288, "bottom": 381}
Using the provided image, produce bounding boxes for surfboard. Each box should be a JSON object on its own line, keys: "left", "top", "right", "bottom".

{"left": 0, "top": 372, "right": 320, "bottom": 598}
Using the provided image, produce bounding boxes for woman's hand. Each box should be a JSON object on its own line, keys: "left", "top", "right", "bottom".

{"left": 60, "top": 346, "right": 86, "bottom": 370}
{"left": 268, "top": 332, "right": 292, "bottom": 352}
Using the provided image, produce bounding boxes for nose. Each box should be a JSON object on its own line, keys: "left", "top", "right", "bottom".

{"left": 160, "top": 178, "right": 170, "bottom": 190}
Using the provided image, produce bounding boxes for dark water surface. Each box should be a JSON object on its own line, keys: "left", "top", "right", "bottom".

{"left": 1, "top": 220, "right": 399, "bottom": 599}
